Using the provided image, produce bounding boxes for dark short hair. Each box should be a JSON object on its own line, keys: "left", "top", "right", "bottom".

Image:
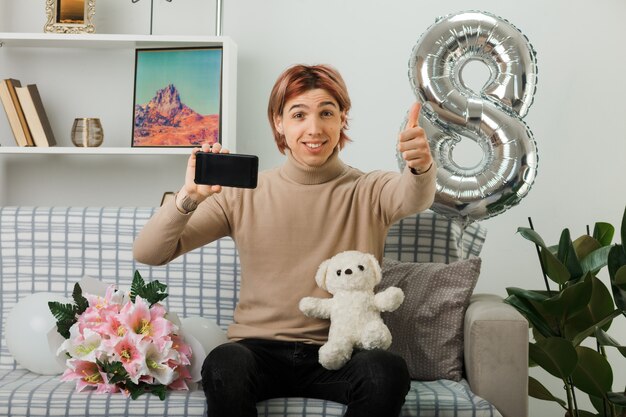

{"left": 267, "top": 64, "right": 352, "bottom": 154}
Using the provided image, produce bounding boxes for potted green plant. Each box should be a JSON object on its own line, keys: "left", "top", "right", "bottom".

{"left": 505, "top": 206, "right": 626, "bottom": 417}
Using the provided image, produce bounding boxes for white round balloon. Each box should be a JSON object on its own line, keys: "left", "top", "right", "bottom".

{"left": 5, "top": 292, "right": 69, "bottom": 375}
{"left": 180, "top": 316, "right": 229, "bottom": 382}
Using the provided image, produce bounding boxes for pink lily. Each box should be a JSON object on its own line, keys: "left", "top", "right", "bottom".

{"left": 119, "top": 296, "right": 173, "bottom": 341}
{"left": 111, "top": 333, "right": 146, "bottom": 383}
{"left": 61, "top": 359, "right": 108, "bottom": 393}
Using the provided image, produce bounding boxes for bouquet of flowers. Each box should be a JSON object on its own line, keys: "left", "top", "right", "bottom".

{"left": 48, "top": 271, "right": 192, "bottom": 400}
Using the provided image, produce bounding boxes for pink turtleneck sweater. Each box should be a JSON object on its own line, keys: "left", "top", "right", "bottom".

{"left": 133, "top": 149, "right": 436, "bottom": 343}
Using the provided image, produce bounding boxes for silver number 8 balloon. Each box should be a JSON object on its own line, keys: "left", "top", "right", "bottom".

{"left": 399, "top": 11, "right": 539, "bottom": 226}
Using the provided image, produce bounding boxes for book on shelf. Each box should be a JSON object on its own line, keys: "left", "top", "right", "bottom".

{"left": 14, "top": 84, "right": 57, "bottom": 147}
{"left": 0, "top": 78, "right": 35, "bottom": 147}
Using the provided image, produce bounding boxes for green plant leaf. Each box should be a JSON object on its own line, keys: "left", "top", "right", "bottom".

{"left": 595, "top": 328, "right": 626, "bottom": 358}
{"left": 528, "top": 376, "right": 566, "bottom": 407}
{"left": 558, "top": 228, "right": 584, "bottom": 280}
{"left": 607, "top": 391, "right": 626, "bottom": 406}
{"left": 541, "top": 247, "right": 571, "bottom": 285}
{"left": 565, "top": 276, "right": 616, "bottom": 341}
{"left": 608, "top": 245, "right": 626, "bottom": 312}
{"left": 517, "top": 226, "right": 570, "bottom": 284}
{"left": 570, "top": 346, "right": 613, "bottom": 398}
{"left": 615, "top": 265, "right": 626, "bottom": 290}
{"left": 590, "top": 394, "right": 610, "bottom": 416}
{"left": 518, "top": 227, "right": 548, "bottom": 248}
{"left": 576, "top": 410, "right": 604, "bottom": 417}
{"left": 571, "top": 309, "right": 621, "bottom": 347}
{"left": 504, "top": 294, "right": 558, "bottom": 338}
{"left": 620, "top": 205, "right": 626, "bottom": 252}
{"left": 506, "top": 287, "right": 549, "bottom": 302}
{"left": 529, "top": 337, "right": 578, "bottom": 379}
{"left": 574, "top": 235, "right": 602, "bottom": 262}
{"left": 541, "top": 273, "right": 593, "bottom": 319}
{"left": 593, "top": 222, "right": 615, "bottom": 247}
{"left": 580, "top": 246, "right": 612, "bottom": 275}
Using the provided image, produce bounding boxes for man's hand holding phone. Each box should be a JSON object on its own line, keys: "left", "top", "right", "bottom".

{"left": 176, "top": 143, "right": 228, "bottom": 214}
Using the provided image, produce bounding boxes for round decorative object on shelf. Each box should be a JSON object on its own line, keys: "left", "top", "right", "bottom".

{"left": 71, "top": 117, "right": 104, "bottom": 147}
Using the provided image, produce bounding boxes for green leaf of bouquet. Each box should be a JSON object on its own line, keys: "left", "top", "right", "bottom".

{"left": 540, "top": 248, "right": 570, "bottom": 285}
{"left": 580, "top": 246, "right": 612, "bottom": 275}
{"left": 528, "top": 337, "right": 577, "bottom": 379}
{"left": 558, "top": 228, "right": 583, "bottom": 280}
{"left": 129, "top": 384, "right": 143, "bottom": 400}
{"left": 595, "top": 327, "right": 626, "bottom": 358}
{"left": 528, "top": 376, "right": 566, "bottom": 407}
{"left": 144, "top": 280, "right": 168, "bottom": 306}
{"left": 565, "top": 276, "right": 616, "bottom": 341}
{"left": 48, "top": 301, "right": 75, "bottom": 322}
{"left": 541, "top": 273, "right": 592, "bottom": 319}
{"left": 130, "top": 270, "right": 168, "bottom": 306}
{"left": 504, "top": 293, "right": 557, "bottom": 338}
{"left": 593, "top": 222, "right": 615, "bottom": 247}
{"left": 130, "top": 270, "right": 146, "bottom": 303}
{"left": 48, "top": 301, "right": 77, "bottom": 339}
{"left": 570, "top": 346, "right": 613, "bottom": 398}
{"left": 72, "top": 283, "right": 89, "bottom": 315}
{"left": 98, "top": 360, "right": 128, "bottom": 385}
{"left": 151, "top": 384, "right": 167, "bottom": 401}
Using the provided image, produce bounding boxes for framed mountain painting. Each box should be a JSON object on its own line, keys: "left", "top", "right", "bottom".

{"left": 131, "top": 47, "right": 223, "bottom": 147}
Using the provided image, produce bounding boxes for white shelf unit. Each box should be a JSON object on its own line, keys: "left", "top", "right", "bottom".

{"left": 0, "top": 32, "right": 237, "bottom": 154}
{"left": 0, "top": 146, "right": 191, "bottom": 155}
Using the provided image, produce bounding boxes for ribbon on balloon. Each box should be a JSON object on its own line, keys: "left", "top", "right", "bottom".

{"left": 399, "top": 10, "right": 539, "bottom": 228}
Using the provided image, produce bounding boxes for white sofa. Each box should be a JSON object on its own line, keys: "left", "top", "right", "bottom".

{"left": 0, "top": 207, "right": 528, "bottom": 417}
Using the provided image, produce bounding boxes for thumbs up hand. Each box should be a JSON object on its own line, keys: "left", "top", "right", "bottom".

{"left": 397, "top": 103, "right": 433, "bottom": 175}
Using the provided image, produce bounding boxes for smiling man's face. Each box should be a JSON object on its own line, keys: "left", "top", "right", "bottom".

{"left": 274, "top": 89, "right": 345, "bottom": 167}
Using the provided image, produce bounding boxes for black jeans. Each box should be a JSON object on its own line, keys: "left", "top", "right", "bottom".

{"left": 201, "top": 338, "right": 410, "bottom": 417}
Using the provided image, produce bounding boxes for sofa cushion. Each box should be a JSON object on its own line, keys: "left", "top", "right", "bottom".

{"left": 384, "top": 210, "right": 487, "bottom": 263}
{"left": 0, "top": 369, "right": 501, "bottom": 417}
{"left": 378, "top": 258, "right": 481, "bottom": 381}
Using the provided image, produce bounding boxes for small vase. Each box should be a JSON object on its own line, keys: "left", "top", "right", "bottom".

{"left": 71, "top": 118, "right": 104, "bottom": 147}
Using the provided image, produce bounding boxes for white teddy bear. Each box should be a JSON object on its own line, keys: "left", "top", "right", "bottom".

{"left": 299, "top": 250, "right": 404, "bottom": 370}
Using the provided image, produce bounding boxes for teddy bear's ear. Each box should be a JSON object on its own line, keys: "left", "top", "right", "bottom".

{"left": 366, "top": 253, "right": 382, "bottom": 284}
{"left": 315, "top": 258, "right": 331, "bottom": 290}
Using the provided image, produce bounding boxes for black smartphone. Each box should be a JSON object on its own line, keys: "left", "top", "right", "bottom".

{"left": 194, "top": 151, "right": 259, "bottom": 189}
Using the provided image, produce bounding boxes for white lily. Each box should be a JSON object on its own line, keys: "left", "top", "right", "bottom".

{"left": 59, "top": 327, "right": 103, "bottom": 363}
{"left": 140, "top": 339, "right": 179, "bottom": 385}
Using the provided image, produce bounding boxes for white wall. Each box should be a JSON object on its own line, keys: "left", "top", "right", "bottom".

{"left": 2, "top": 1, "right": 626, "bottom": 415}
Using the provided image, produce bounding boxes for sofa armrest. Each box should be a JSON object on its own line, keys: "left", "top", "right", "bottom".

{"left": 464, "top": 293, "right": 529, "bottom": 417}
